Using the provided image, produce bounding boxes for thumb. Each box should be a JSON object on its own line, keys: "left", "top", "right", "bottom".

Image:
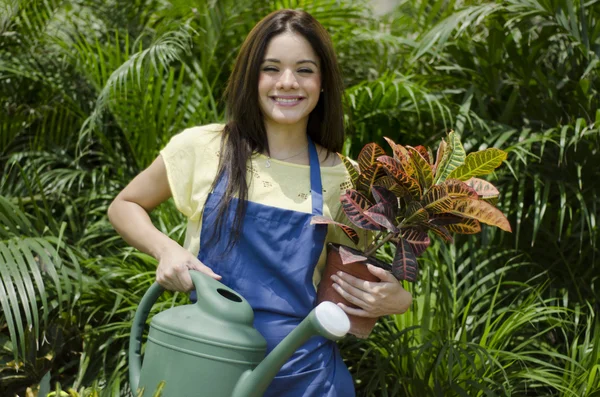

{"left": 367, "top": 264, "right": 396, "bottom": 282}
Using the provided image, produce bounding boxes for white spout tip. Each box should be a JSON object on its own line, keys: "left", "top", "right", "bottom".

{"left": 314, "top": 301, "right": 350, "bottom": 338}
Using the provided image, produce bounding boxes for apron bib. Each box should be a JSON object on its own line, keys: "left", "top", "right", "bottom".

{"left": 196, "top": 137, "right": 355, "bottom": 397}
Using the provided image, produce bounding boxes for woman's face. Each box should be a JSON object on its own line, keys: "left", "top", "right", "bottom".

{"left": 258, "top": 32, "right": 322, "bottom": 132}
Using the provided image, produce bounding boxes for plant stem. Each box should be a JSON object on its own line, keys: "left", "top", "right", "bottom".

{"left": 364, "top": 232, "right": 395, "bottom": 257}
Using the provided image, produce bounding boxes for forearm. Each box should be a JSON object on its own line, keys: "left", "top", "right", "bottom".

{"left": 108, "top": 199, "right": 179, "bottom": 260}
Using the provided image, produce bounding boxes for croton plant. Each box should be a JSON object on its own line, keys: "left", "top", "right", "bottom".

{"left": 311, "top": 131, "right": 512, "bottom": 282}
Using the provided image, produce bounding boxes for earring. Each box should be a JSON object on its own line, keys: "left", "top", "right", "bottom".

{"left": 320, "top": 89, "right": 324, "bottom": 92}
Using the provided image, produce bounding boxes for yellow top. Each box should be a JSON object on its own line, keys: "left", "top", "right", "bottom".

{"left": 160, "top": 123, "right": 365, "bottom": 287}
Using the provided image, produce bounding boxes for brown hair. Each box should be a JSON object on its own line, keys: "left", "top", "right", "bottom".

{"left": 208, "top": 9, "right": 345, "bottom": 249}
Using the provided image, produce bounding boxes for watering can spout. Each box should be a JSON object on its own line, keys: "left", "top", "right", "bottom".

{"left": 231, "top": 301, "right": 350, "bottom": 397}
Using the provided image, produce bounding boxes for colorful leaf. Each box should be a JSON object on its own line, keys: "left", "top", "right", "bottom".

{"left": 408, "top": 146, "right": 434, "bottom": 191}
{"left": 447, "top": 148, "right": 507, "bottom": 181}
{"left": 370, "top": 186, "right": 398, "bottom": 220}
{"left": 444, "top": 178, "right": 478, "bottom": 199}
{"left": 356, "top": 163, "right": 386, "bottom": 197}
{"left": 434, "top": 131, "right": 466, "bottom": 184}
{"left": 338, "top": 154, "right": 359, "bottom": 187}
{"left": 450, "top": 199, "right": 512, "bottom": 232}
{"left": 413, "top": 145, "right": 430, "bottom": 163}
{"left": 340, "top": 190, "right": 382, "bottom": 231}
{"left": 422, "top": 185, "right": 454, "bottom": 214}
{"left": 339, "top": 245, "right": 367, "bottom": 265}
{"left": 433, "top": 138, "right": 447, "bottom": 175}
{"left": 423, "top": 222, "right": 454, "bottom": 242}
{"left": 311, "top": 215, "right": 359, "bottom": 244}
{"left": 430, "top": 213, "right": 465, "bottom": 226}
{"left": 392, "top": 237, "right": 418, "bottom": 281}
{"left": 446, "top": 219, "right": 481, "bottom": 234}
{"left": 401, "top": 229, "right": 430, "bottom": 257}
{"left": 364, "top": 208, "right": 398, "bottom": 232}
{"left": 383, "top": 137, "right": 413, "bottom": 175}
{"left": 465, "top": 177, "right": 500, "bottom": 198}
{"left": 373, "top": 176, "right": 410, "bottom": 198}
{"left": 403, "top": 201, "right": 429, "bottom": 224}
{"left": 357, "top": 143, "right": 386, "bottom": 173}
{"left": 378, "top": 156, "right": 421, "bottom": 199}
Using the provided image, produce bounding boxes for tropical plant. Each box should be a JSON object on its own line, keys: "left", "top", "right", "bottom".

{"left": 313, "top": 132, "right": 511, "bottom": 281}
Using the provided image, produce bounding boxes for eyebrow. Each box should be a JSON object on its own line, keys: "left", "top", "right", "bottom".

{"left": 262, "top": 58, "right": 319, "bottom": 67}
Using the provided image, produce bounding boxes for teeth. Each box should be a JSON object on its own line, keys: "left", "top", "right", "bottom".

{"left": 274, "top": 97, "right": 301, "bottom": 103}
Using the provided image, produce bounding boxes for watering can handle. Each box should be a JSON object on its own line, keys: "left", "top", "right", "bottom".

{"left": 128, "top": 281, "right": 164, "bottom": 394}
{"left": 129, "top": 271, "right": 217, "bottom": 393}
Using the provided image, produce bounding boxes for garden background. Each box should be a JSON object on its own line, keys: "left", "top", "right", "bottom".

{"left": 1, "top": 0, "right": 599, "bottom": 395}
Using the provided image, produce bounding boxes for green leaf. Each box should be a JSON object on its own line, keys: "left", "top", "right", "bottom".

{"left": 447, "top": 148, "right": 508, "bottom": 181}
{"left": 434, "top": 131, "right": 466, "bottom": 184}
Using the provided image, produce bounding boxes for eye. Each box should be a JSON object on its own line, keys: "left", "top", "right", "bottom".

{"left": 298, "top": 68, "right": 314, "bottom": 74}
{"left": 262, "top": 66, "right": 278, "bottom": 72}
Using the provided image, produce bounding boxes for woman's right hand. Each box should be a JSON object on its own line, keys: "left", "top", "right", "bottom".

{"left": 156, "top": 243, "right": 221, "bottom": 292}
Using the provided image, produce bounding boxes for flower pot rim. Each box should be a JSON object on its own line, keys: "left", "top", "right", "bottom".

{"left": 326, "top": 242, "right": 392, "bottom": 272}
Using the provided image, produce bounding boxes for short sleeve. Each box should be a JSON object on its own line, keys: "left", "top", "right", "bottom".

{"left": 159, "top": 124, "right": 224, "bottom": 220}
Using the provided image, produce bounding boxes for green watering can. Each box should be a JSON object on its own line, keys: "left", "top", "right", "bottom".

{"left": 129, "top": 270, "right": 350, "bottom": 397}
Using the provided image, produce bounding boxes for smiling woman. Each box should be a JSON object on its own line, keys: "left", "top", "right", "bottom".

{"left": 107, "top": 8, "right": 412, "bottom": 397}
{"left": 258, "top": 32, "right": 322, "bottom": 139}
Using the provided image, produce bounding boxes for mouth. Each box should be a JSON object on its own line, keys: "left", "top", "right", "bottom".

{"left": 269, "top": 96, "right": 305, "bottom": 106}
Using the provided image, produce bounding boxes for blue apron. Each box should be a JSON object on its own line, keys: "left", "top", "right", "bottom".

{"left": 196, "top": 137, "right": 355, "bottom": 397}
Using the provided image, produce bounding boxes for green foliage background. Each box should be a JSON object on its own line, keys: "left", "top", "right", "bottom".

{"left": 0, "top": 0, "right": 598, "bottom": 396}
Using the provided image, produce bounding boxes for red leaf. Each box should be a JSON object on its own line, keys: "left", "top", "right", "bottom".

{"left": 401, "top": 229, "right": 431, "bottom": 257}
{"left": 392, "top": 237, "right": 418, "bottom": 281}
{"left": 311, "top": 215, "right": 359, "bottom": 244}
{"left": 341, "top": 190, "right": 382, "bottom": 231}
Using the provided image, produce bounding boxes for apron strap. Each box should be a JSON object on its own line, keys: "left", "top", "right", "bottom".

{"left": 210, "top": 136, "right": 324, "bottom": 216}
{"left": 307, "top": 136, "right": 323, "bottom": 216}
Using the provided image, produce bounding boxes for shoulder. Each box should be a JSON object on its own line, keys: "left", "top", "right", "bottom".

{"left": 171, "top": 123, "right": 225, "bottom": 144}
{"left": 161, "top": 124, "right": 224, "bottom": 155}
{"left": 316, "top": 144, "right": 342, "bottom": 167}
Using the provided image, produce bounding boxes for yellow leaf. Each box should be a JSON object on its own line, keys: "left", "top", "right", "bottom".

{"left": 448, "top": 149, "right": 507, "bottom": 181}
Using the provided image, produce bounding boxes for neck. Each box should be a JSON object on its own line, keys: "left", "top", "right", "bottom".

{"left": 264, "top": 120, "right": 309, "bottom": 158}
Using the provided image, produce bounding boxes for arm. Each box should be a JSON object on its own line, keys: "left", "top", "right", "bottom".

{"left": 107, "top": 155, "right": 220, "bottom": 292}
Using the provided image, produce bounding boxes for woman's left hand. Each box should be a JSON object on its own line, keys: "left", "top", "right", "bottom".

{"left": 331, "top": 264, "right": 412, "bottom": 318}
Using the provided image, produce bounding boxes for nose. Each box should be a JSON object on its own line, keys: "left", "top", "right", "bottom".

{"left": 275, "top": 69, "right": 299, "bottom": 90}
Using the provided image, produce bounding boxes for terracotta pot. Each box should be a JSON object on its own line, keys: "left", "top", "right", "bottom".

{"left": 316, "top": 243, "right": 390, "bottom": 339}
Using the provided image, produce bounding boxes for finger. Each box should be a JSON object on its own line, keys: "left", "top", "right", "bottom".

{"left": 337, "top": 302, "right": 378, "bottom": 318}
{"left": 335, "top": 271, "right": 376, "bottom": 292}
{"left": 156, "top": 268, "right": 177, "bottom": 291}
{"left": 175, "top": 265, "right": 193, "bottom": 292}
{"left": 331, "top": 277, "right": 370, "bottom": 308}
{"left": 198, "top": 263, "right": 222, "bottom": 280}
{"left": 366, "top": 264, "right": 396, "bottom": 282}
{"left": 186, "top": 259, "right": 222, "bottom": 280}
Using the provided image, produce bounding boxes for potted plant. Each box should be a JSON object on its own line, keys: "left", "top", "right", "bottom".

{"left": 312, "top": 131, "right": 512, "bottom": 338}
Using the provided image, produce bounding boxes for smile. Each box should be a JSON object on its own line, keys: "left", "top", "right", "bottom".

{"left": 270, "top": 96, "right": 305, "bottom": 106}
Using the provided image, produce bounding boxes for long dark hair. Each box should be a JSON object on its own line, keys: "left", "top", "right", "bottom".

{"left": 208, "top": 9, "right": 345, "bottom": 250}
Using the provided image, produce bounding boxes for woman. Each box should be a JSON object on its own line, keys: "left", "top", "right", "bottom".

{"left": 108, "top": 9, "right": 412, "bottom": 396}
